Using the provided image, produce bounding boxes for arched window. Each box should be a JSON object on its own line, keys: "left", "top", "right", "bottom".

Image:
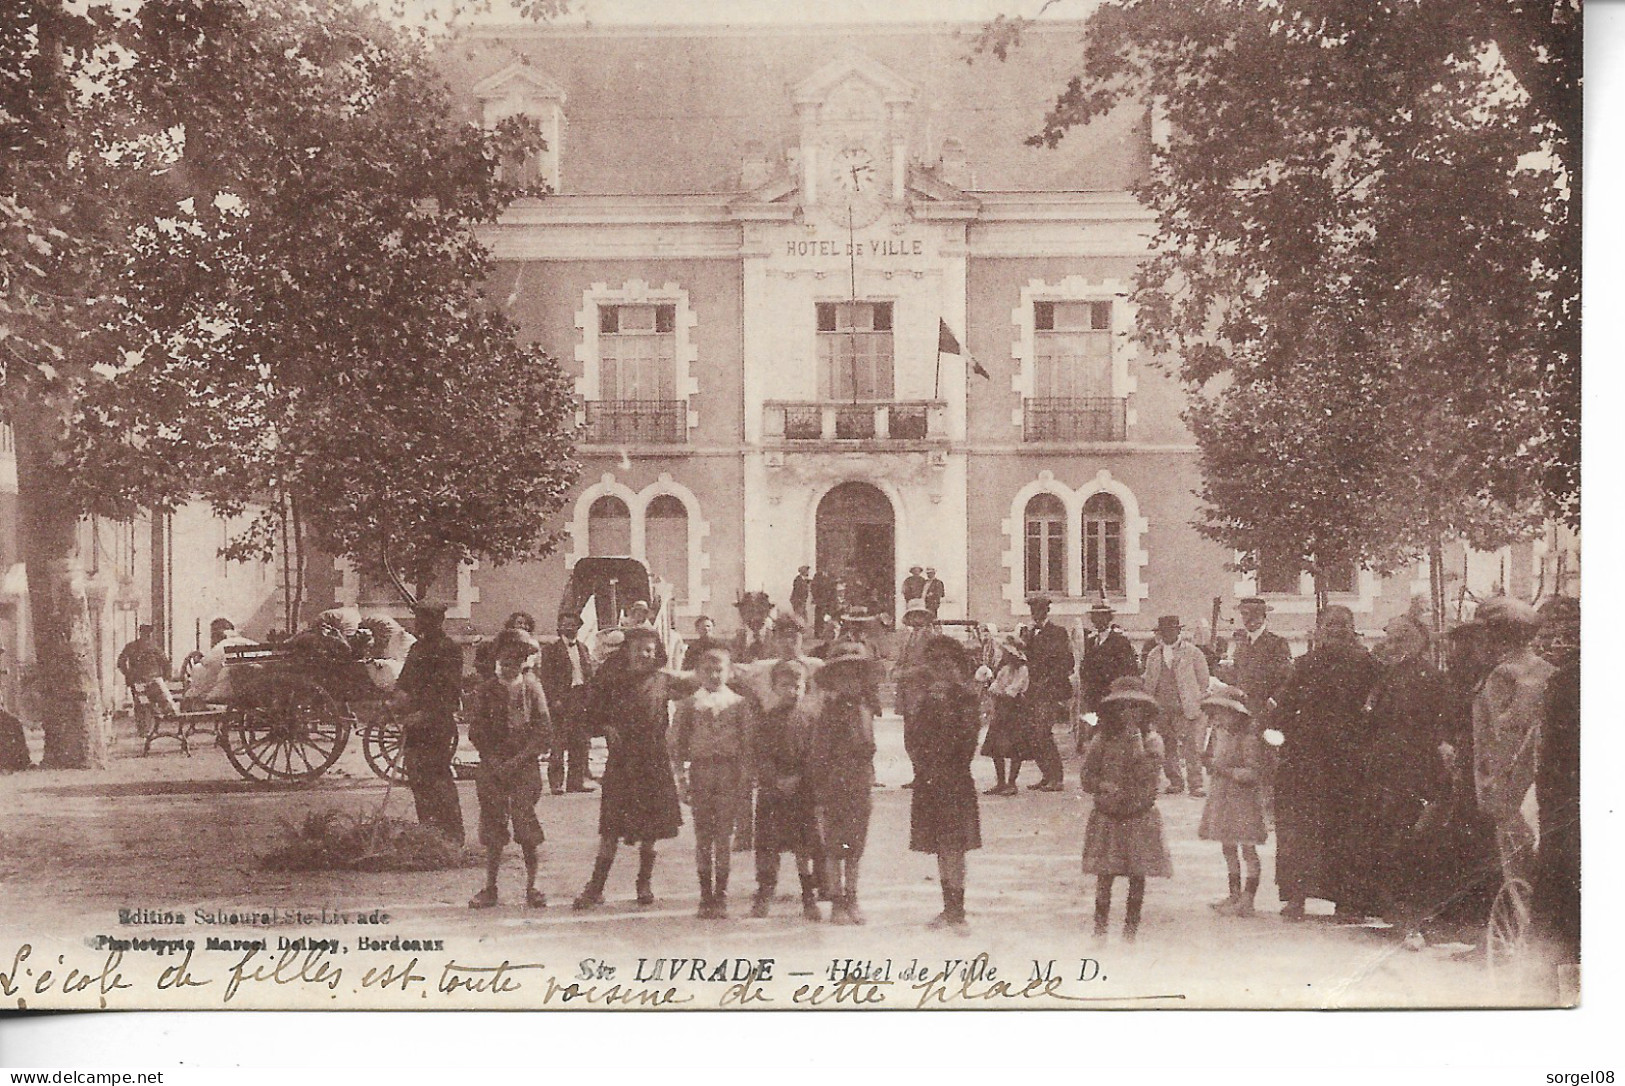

{"left": 1083, "top": 492, "right": 1125, "bottom": 596}
{"left": 1024, "top": 493, "right": 1067, "bottom": 597}
{"left": 587, "top": 495, "right": 631, "bottom": 556}
{"left": 644, "top": 494, "right": 690, "bottom": 605}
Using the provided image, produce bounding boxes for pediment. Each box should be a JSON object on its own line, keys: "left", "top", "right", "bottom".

{"left": 472, "top": 61, "right": 566, "bottom": 104}
{"left": 791, "top": 49, "right": 918, "bottom": 107}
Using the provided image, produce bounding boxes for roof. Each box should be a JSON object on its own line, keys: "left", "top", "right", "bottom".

{"left": 441, "top": 22, "right": 1149, "bottom": 196}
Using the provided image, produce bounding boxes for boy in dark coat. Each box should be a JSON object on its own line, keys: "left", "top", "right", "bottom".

{"left": 910, "top": 636, "right": 983, "bottom": 930}
{"left": 467, "top": 633, "right": 553, "bottom": 909}
{"left": 750, "top": 660, "right": 824, "bottom": 920}
{"left": 810, "top": 641, "right": 882, "bottom": 925}
{"left": 573, "top": 627, "right": 699, "bottom": 909}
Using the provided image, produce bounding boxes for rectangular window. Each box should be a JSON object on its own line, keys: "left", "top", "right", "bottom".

{"left": 1025, "top": 519, "right": 1065, "bottom": 596}
{"left": 359, "top": 559, "right": 460, "bottom": 609}
{"left": 817, "top": 301, "right": 894, "bottom": 401}
{"left": 599, "top": 304, "right": 677, "bottom": 401}
{"left": 1084, "top": 518, "right": 1124, "bottom": 595}
{"left": 1034, "top": 299, "right": 1112, "bottom": 400}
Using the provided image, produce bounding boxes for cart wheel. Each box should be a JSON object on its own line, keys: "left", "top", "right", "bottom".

{"left": 1486, "top": 876, "right": 1533, "bottom": 974}
{"left": 361, "top": 716, "right": 409, "bottom": 784}
{"left": 222, "top": 674, "right": 352, "bottom": 783}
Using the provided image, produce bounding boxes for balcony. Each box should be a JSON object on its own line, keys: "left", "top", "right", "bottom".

{"left": 582, "top": 399, "right": 687, "bottom": 445}
{"left": 1023, "top": 397, "right": 1127, "bottom": 442}
{"left": 763, "top": 400, "right": 948, "bottom": 445}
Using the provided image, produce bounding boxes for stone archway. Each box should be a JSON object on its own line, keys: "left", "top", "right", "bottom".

{"left": 815, "top": 481, "right": 896, "bottom": 618}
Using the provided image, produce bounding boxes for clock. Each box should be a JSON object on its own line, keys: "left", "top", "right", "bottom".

{"left": 822, "top": 142, "right": 886, "bottom": 228}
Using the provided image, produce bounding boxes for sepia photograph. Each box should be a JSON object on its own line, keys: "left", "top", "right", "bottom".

{"left": 0, "top": 0, "right": 1584, "bottom": 1017}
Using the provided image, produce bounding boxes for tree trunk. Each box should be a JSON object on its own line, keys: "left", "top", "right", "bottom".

{"left": 11, "top": 412, "right": 107, "bottom": 769}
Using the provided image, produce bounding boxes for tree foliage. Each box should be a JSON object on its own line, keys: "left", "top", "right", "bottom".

{"left": 982, "top": 0, "right": 1579, "bottom": 585}
{"left": 1, "top": 0, "right": 577, "bottom": 763}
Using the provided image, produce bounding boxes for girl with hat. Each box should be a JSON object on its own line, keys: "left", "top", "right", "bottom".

{"left": 1079, "top": 676, "right": 1173, "bottom": 941}
{"left": 810, "top": 641, "right": 882, "bottom": 924}
{"left": 980, "top": 635, "right": 1030, "bottom": 796}
{"left": 909, "top": 636, "right": 984, "bottom": 930}
{"left": 1197, "top": 683, "right": 1270, "bottom": 917}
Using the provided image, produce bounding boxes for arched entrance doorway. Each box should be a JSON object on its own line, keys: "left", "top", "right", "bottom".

{"left": 816, "top": 482, "right": 895, "bottom": 618}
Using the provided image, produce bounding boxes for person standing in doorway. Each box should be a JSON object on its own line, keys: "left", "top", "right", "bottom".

{"left": 539, "top": 612, "right": 596, "bottom": 795}
{"left": 1142, "top": 615, "right": 1211, "bottom": 796}
{"left": 395, "top": 602, "right": 467, "bottom": 845}
{"left": 790, "top": 567, "right": 813, "bottom": 627}
{"left": 1019, "top": 595, "right": 1072, "bottom": 792}
{"left": 811, "top": 569, "right": 839, "bottom": 640}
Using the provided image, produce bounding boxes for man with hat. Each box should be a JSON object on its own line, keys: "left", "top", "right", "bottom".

{"left": 790, "top": 566, "right": 813, "bottom": 626}
{"left": 1231, "top": 597, "right": 1294, "bottom": 718}
{"left": 394, "top": 602, "right": 467, "bottom": 844}
{"left": 893, "top": 596, "right": 938, "bottom": 788}
{"left": 539, "top": 611, "right": 597, "bottom": 795}
{"left": 1077, "top": 599, "right": 1140, "bottom": 746}
{"left": 901, "top": 565, "right": 927, "bottom": 609}
{"left": 731, "top": 591, "right": 774, "bottom": 664}
{"left": 923, "top": 567, "right": 946, "bottom": 618}
{"left": 1141, "top": 614, "right": 1211, "bottom": 796}
{"left": 1469, "top": 596, "right": 1555, "bottom": 884}
{"left": 1019, "top": 594, "right": 1073, "bottom": 791}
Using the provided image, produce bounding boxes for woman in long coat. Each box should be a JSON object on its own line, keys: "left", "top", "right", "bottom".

{"left": 1346, "top": 614, "right": 1452, "bottom": 934}
{"left": 1268, "top": 605, "right": 1381, "bottom": 920}
{"left": 909, "top": 636, "right": 983, "bottom": 929}
{"left": 574, "top": 629, "right": 694, "bottom": 909}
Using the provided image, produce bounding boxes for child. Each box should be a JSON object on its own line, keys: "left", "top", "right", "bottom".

{"left": 467, "top": 632, "right": 553, "bottom": 909}
{"left": 573, "top": 627, "right": 696, "bottom": 910}
{"left": 811, "top": 640, "right": 882, "bottom": 925}
{"left": 750, "top": 659, "right": 824, "bottom": 920}
{"left": 910, "top": 636, "right": 983, "bottom": 930}
{"left": 1198, "top": 683, "right": 1270, "bottom": 916}
{"left": 1079, "top": 676, "right": 1172, "bottom": 941}
{"left": 980, "top": 636, "right": 1030, "bottom": 796}
{"left": 672, "top": 645, "right": 756, "bottom": 918}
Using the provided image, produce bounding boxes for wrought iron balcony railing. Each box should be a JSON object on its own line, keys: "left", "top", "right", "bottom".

{"left": 763, "top": 400, "right": 947, "bottom": 444}
{"left": 1022, "top": 397, "right": 1127, "bottom": 442}
{"left": 582, "top": 399, "right": 687, "bottom": 445}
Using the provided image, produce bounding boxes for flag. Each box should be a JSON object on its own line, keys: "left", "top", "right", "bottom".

{"left": 939, "top": 319, "right": 990, "bottom": 380}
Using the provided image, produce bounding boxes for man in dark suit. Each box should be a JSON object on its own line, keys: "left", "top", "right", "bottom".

{"left": 539, "top": 612, "right": 597, "bottom": 794}
{"left": 681, "top": 614, "right": 725, "bottom": 670}
{"left": 1077, "top": 600, "right": 1139, "bottom": 748}
{"left": 395, "top": 603, "right": 467, "bottom": 842}
{"left": 790, "top": 566, "right": 812, "bottom": 625}
{"left": 923, "top": 567, "right": 946, "bottom": 618}
{"left": 1019, "top": 594, "right": 1073, "bottom": 791}
{"left": 901, "top": 565, "right": 927, "bottom": 608}
{"left": 1230, "top": 596, "right": 1293, "bottom": 717}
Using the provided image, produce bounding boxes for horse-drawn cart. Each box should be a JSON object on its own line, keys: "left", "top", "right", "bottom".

{"left": 148, "top": 638, "right": 410, "bottom": 785}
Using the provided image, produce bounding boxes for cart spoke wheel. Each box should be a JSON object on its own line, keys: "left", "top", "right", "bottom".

{"left": 221, "top": 674, "right": 352, "bottom": 783}
{"left": 361, "top": 715, "right": 410, "bottom": 784}
{"left": 1486, "top": 876, "right": 1533, "bottom": 975}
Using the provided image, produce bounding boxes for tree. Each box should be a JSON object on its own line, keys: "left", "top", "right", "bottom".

{"left": 3, "top": 0, "right": 577, "bottom": 766}
{"left": 980, "top": 0, "right": 1579, "bottom": 613}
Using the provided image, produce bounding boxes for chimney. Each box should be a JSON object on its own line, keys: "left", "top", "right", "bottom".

{"left": 741, "top": 141, "right": 771, "bottom": 190}
{"left": 938, "top": 137, "right": 968, "bottom": 189}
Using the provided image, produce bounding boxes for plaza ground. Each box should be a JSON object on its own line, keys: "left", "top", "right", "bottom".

{"left": 0, "top": 714, "right": 1563, "bottom": 1010}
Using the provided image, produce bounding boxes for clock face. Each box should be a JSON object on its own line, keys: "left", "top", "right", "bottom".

{"left": 830, "top": 145, "right": 879, "bottom": 195}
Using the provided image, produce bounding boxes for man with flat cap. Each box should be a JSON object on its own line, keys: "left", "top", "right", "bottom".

{"left": 1470, "top": 596, "right": 1555, "bottom": 884}
{"left": 1231, "top": 597, "right": 1294, "bottom": 718}
{"left": 1019, "top": 594, "right": 1073, "bottom": 791}
{"left": 395, "top": 602, "right": 467, "bottom": 844}
{"left": 923, "top": 567, "right": 946, "bottom": 618}
{"left": 1142, "top": 614, "right": 1211, "bottom": 796}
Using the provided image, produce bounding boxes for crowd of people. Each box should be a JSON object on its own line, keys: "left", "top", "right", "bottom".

{"left": 121, "top": 583, "right": 1580, "bottom": 962}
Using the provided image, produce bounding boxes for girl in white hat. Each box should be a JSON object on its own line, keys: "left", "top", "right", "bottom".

{"left": 1198, "top": 684, "right": 1271, "bottom": 916}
